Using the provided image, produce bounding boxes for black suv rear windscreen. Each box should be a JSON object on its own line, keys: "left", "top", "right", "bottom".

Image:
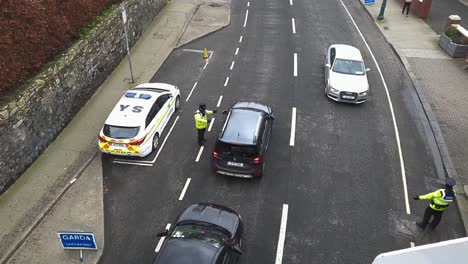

{"left": 215, "top": 141, "right": 258, "bottom": 158}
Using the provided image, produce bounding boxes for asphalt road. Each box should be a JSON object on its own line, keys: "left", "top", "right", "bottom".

{"left": 100, "top": 0, "right": 466, "bottom": 263}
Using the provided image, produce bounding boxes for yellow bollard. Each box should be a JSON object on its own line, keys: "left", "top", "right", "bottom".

{"left": 203, "top": 48, "right": 209, "bottom": 59}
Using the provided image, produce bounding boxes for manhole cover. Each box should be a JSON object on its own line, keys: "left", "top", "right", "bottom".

{"left": 383, "top": 26, "right": 389, "bottom": 30}
{"left": 208, "top": 3, "right": 222, "bottom": 7}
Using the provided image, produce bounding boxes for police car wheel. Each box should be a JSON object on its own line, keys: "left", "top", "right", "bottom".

{"left": 175, "top": 96, "right": 180, "bottom": 111}
{"left": 152, "top": 134, "right": 160, "bottom": 150}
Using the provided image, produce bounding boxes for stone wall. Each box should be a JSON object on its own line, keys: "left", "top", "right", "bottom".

{"left": 0, "top": 0, "right": 168, "bottom": 194}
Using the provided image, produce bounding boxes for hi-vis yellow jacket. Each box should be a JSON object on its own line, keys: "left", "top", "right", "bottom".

{"left": 418, "top": 189, "right": 455, "bottom": 211}
{"left": 194, "top": 110, "right": 214, "bottom": 129}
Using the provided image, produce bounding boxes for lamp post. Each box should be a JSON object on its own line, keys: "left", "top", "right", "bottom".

{"left": 377, "top": 0, "right": 387, "bottom": 21}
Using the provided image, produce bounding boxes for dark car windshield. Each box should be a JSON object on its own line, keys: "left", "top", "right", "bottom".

{"left": 216, "top": 141, "right": 258, "bottom": 158}
{"left": 170, "top": 223, "right": 229, "bottom": 248}
{"left": 103, "top": 125, "right": 140, "bottom": 139}
{"left": 333, "top": 59, "right": 365, "bottom": 75}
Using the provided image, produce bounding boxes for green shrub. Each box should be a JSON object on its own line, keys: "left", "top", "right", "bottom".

{"left": 445, "top": 26, "right": 464, "bottom": 45}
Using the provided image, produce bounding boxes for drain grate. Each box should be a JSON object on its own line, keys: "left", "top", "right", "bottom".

{"left": 383, "top": 26, "right": 390, "bottom": 30}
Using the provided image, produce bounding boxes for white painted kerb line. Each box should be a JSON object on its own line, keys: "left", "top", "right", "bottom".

{"left": 217, "top": 96, "right": 223, "bottom": 107}
{"left": 195, "top": 146, "right": 204, "bottom": 162}
{"left": 275, "top": 204, "right": 289, "bottom": 264}
{"left": 290, "top": 107, "right": 296, "bottom": 146}
{"left": 186, "top": 82, "right": 197, "bottom": 102}
{"left": 179, "top": 178, "right": 191, "bottom": 200}
{"left": 243, "top": 10, "right": 249, "bottom": 27}
{"left": 224, "top": 77, "right": 230, "bottom": 87}
{"left": 338, "top": 0, "right": 410, "bottom": 214}
{"left": 155, "top": 223, "right": 171, "bottom": 252}
{"left": 230, "top": 61, "right": 235, "bottom": 70}
{"left": 291, "top": 18, "right": 296, "bottom": 34}
{"left": 208, "top": 118, "right": 215, "bottom": 132}
{"left": 293, "top": 53, "right": 298, "bottom": 77}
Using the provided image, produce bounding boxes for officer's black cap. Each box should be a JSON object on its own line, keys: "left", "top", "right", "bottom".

{"left": 445, "top": 177, "right": 456, "bottom": 187}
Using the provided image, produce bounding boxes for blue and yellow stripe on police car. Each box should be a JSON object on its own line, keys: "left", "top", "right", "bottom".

{"left": 143, "top": 96, "right": 177, "bottom": 144}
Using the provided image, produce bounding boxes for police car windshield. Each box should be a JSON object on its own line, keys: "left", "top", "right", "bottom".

{"left": 103, "top": 125, "right": 140, "bottom": 139}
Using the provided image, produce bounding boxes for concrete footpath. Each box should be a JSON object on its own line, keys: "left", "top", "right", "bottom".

{"left": 0, "top": 0, "right": 230, "bottom": 263}
{"left": 361, "top": 0, "right": 468, "bottom": 234}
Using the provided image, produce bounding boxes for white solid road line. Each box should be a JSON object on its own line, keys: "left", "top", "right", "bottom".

{"left": 239, "top": 35, "right": 243, "bottom": 43}
{"left": 338, "top": 0, "right": 411, "bottom": 214}
{"left": 208, "top": 118, "right": 215, "bottom": 132}
{"left": 290, "top": 107, "right": 296, "bottom": 146}
{"left": 151, "top": 115, "right": 180, "bottom": 163}
{"left": 275, "top": 204, "right": 289, "bottom": 264}
{"left": 203, "top": 61, "right": 209, "bottom": 70}
{"left": 186, "top": 82, "right": 198, "bottom": 102}
{"left": 292, "top": 18, "right": 296, "bottom": 34}
{"left": 195, "top": 146, "right": 204, "bottom": 162}
{"left": 178, "top": 178, "right": 192, "bottom": 200}
{"left": 293, "top": 53, "right": 298, "bottom": 77}
{"left": 243, "top": 10, "right": 249, "bottom": 28}
{"left": 224, "top": 77, "right": 230, "bottom": 87}
{"left": 217, "top": 96, "right": 223, "bottom": 107}
{"left": 155, "top": 223, "right": 171, "bottom": 252}
{"left": 230, "top": 61, "right": 235, "bottom": 70}
{"left": 235, "top": 47, "right": 239, "bottom": 55}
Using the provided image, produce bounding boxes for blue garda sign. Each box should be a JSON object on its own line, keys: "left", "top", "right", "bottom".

{"left": 364, "top": 0, "right": 376, "bottom": 4}
{"left": 57, "top": 231, "right": 97, "bottom": 250}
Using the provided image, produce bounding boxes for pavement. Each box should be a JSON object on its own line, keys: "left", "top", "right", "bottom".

{"left": 0, "top": 0, "right": 230, "bottom": 263}
{"left": 360, "top": 0, "right": 468, "bottom": 233}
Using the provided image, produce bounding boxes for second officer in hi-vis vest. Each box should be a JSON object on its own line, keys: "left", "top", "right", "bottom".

{"left": 413, "top": 177, "right": 456, "bottom": 230}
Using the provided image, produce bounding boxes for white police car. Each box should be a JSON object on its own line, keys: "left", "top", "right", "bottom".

{"left": 98, "top": 83, "right": 180, "bottom": 157}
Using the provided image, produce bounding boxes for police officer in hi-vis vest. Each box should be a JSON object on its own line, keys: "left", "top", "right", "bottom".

{"left": 413, "top": 177, "right": 456, "bottom": 230}
{"left": 194, "top": 103, "right": 216, "bottom": 146}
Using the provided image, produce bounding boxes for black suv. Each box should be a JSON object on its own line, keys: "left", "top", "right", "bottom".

{"left": 212, "top": 102, "right": 274, "bottom": 178}
{"left": 153, "top": 203, "right": 243, "bottom": 264}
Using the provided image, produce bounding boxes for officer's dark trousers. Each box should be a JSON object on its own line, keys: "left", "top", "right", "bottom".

{"left": 420, "top": 206, "right": 443, "bottom": 229}
{"left": 197, "top": 128, "right": 206, "bottom": 145}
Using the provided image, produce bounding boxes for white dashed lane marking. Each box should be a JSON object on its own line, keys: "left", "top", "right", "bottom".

{"left": 275, "top": 204, "right": 289, "bottom": 264}
{"left": 155, "top": 223, "right": 171, "bottom": 252}
{"left": 289, "top": 107, "right": 296, "bottom": 146}
{"left": 224, "top": 77, "right": 230, "bottom": 87}
{"left": 230, "top": 61, "right": 235, "bottom": 70}
{"left": 195, "top": 146, "right": 204, "bottom": 162}
{"left": 186, "top": 82, "right": 197, "bottom": 102}
{"left": 178, "top": 178, "right": 191, "bottom": 201}
{"left": 292, "top": 18, "right": 296, "bottom": 34}
{"left": 293, "top": 53, "right": 298, "bottom": 77}
{"left": 217, "top": 96, "right": 223, "bottom": 107}
{"left": 243, "top": 10, "right": 249, "bottom": 27}
{"left": 235, "top": 47, "right": 239, "bottom": 55}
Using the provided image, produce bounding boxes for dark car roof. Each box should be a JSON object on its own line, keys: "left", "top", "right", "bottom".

{"left": 153, "top": 239, "right": 220, "bottom": 264}
{"left": 177, "top": 203, "right": 240, "bottom": 238}
{"left": 220, "top": 109, "right": 263, "bottom": 145}
{"left": 232, "top": 102, "right": 271, "bottom": 114}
